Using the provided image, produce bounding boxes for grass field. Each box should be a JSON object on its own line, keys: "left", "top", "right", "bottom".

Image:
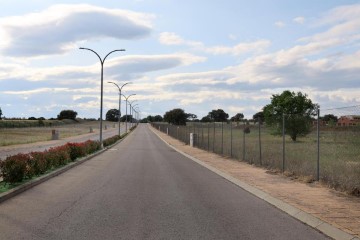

{"left": 154, "top": 122, "right": 360, "bottom": 195}
{"left": 0, "top": 120, "right": 119, "bottom": 146}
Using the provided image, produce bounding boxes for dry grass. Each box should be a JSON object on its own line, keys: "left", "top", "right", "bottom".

{"left": 156, "top": 122, "right": 360, "bottom": 195}
{"left": 0, "top": 121, "right": 119, "bottom": 146}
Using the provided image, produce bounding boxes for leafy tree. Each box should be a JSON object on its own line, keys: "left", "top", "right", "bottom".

{"left": 186, "top": 113, "right": 198, "bottom": 121}
{"left": 0, "top": 107, "right": 2, "bottom": 120}
{"left": 263, "top": 90, "right": 317, "bottom": 141}
{"left": 321, "top": 114, "right": 338, "bottom": 122}
{"left": 207, "top": 109, "right": 229, "bottom": 122}
{"left": 120, "top": 115, "right": 133, "bottom": 122}
{"left": 57, "top": 110, "right": 78, "bottom": 120}
{"left": 141, "top": 115, "right": 163, "bottom": 123}
{"left": 28, "top": 117, "right": 37, "bottom": 120}
{"left": 106, "top": 109, "right": 120, "bottom": 122}
{"left": 153, "top": 115, "right": 163, "bottom": 122}
{"left": 230, "top": 113, "right": 244, "bottom": 122}
{"left": 200, "top": 116, "right": 212, "bottom": 122}
{"left": 253, "top": 111, "right": 265, "bottom": 123}
{"left": 163, "top": 108, "right": 187, "bottom": 125}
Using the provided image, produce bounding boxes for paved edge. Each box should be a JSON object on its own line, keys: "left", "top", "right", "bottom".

{"left": 150, "top": 126, "right": 360, "bottom": 240}
{"left": 0, "top": 129, "right": 135, "bottom": 205}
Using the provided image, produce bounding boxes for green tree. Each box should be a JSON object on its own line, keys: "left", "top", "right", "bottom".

{"left": 208, "top": 109, "right": 229, "bottom": 122}
{"left": 0, "top": 107, "right": 2, "bottom": 120}
{"left": 200, "top": 116, "right": 212, "bottom": 122}
{"left": 253, "top": 111, "right": 265, "bottom": 123}
{"left": 120, "top": 115, "right": 133, "bottom": 122}
{"left": 153, "top": 115, "right": 163, "bottom": 122}
{"left": 263, "top": 90, "right": 317, "bottom": 141}
{"left": 57, "top": 110, "right": 78, "bottom": 120}
{"left": 186, "top": 113, "right": 198, "bottom": 121}
{"left": 106, "top": 109, "right": 120, "bottom": 122}
{"left": 321, "top": 114, "right": 338, "bottom": 122}
{"left": 230, "top": 113, "right": 244, "bottom": 122}
{"left": 163, "top": 108, "right": 187, "bottom": 125}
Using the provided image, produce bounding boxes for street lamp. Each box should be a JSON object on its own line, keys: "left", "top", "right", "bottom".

{"left": 121, "top": 93, "right": 136, "bottom": 132}
{"left": 79, "top": 47, "right": 125, "bottom": 148}
{"left": 108, "top": 81, "right": 131, "bottom": 136}
{"left": 129, "top": 100, "right": 138, "bottom": 128}
{"left": 133, "top": 107, "right": 140, "bottom": 125}
{"left": 131, "top": 103, "right": 139, "bottom": 128}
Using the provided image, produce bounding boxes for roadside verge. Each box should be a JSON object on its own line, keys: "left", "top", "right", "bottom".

{"left": 0, "top": 128, "right": 135, "bottom": 204}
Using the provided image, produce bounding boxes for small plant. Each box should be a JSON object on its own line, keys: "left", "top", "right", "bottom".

{"left": 0, "top": 154, "right": 29, "bottom": 183}
{"left": 0, "top": 135, "right": 124, "bottom": 185}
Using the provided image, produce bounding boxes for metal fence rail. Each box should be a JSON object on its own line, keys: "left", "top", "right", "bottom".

{"left": 151, "top": 109, "right": 360, "bottom": 194}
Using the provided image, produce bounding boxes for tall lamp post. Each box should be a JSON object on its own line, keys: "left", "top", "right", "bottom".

{"left": 131, "top": 103, "right": 139, "bottom": 128}
{"left": 133, "top": 107, "right": 140, "bottom": 125}
{"left": 108, "top": 81, "right": 131, "bottom": 136}
{"left": 129, "top": 100, "right": 138, "bottom": 129}
{"left": 122, "top": 93, "right": 136, "bottom": 132}
{"left": 79, "top": 47, "right": 125, "bottom": 148}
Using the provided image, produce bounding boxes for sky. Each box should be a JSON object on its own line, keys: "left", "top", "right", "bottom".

{"left": 0, "top": 0, "right": 359, "bottom": 120}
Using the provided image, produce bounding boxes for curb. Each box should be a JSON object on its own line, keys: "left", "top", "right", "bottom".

{"left": 0, "top": 129, "right": 135, "bottom": 204}
{"left": 150, "top": 127, "right": 359, "bottom": 240}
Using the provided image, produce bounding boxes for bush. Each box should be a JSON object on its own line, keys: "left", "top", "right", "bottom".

{"left": 103, "top": 135, "right": 121, "bottom": 147}
{"left": 0, "top": 154, "right": 29, "bottom": 183}
{"left": 0, "top": 135, "right": 125, "bottom": 184}
{"left": 66, "top": 142, "right": 86, "bottom": 161}
{"left": 84, "top": 140, "right": 101, "bottom": 154}
{"left": 45, "top": 145, "right": 71, "bottom": 168}
{"left": 30, "top": 152, "right": 48, "bottom": 175}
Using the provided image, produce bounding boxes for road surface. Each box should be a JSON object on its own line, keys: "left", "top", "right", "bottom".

{"left": 0, "top": 124, "right": 329, "bottom": 239}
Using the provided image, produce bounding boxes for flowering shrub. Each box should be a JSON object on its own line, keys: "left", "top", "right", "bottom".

{"left": 84, "top": 140, "right": 101, "bottom": 154}
{"left": 30, "top": 152, "right": 48, "bottom": 175}
{"left": 66, "top": 142, "right": 86, "bottom": 161}
{"left": 0, "top": 154, "right": 29, "bottom": 183}
{"left": 45, "top": 145, "right": 71, "bottom": 168}
{"left": 103, "top": 135, "right": 121, "bottom": 147}
{"left": 0, "top": 137, "right": 118, "bottom": 184}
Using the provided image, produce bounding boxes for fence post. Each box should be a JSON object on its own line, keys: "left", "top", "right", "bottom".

{"left": 221, "top": 121, "right": 224, "bottom": 155}
{"left": 201, "top": 123, "right": 204, "bottom": 149}
{"left": 258, "top": 117, "right": 262, "bottom": 165}
{"left": 316, "top": 108, "right": 320, "bottom": 181}
{"left": 208, "top": 122, "right": 210, "bottom": 152}
{"left": 230, "top": 121, "right": 233, "bottom": 158}
{"left": 242, "top": 123, "right": 246, "bottom": 161}
{"left": 282, "top": 113, "right": 285, "bottom": 173}
{"left": 213, "top": 122, "right": 215, "bottom": 152}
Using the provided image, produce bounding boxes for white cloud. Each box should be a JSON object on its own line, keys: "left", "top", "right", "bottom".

{"left": 159, "top": 32, "right": 185, "bottom": 45}
{"left": 293, "top": 16, "right": 305, "bottom": 24}
{"left": 0, "top": 4, "right": 154, "bottom": 57}
{"left": 159, "top": 32, "right": 270, "bottom": 57}
{"left": 275, "top": 21, "right": 286, "bottom": 28}
{"left": 205, "top": 40, "right": 271, "bottom": 56}
{"left": 158, "top": 32, "right": 203, "bottom": 48}
{"left": 0, "top": 53, "right": 206, "bottom": 82}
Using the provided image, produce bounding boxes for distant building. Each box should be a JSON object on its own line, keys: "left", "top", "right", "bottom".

{"left": 337, "top": 115, "right": 360, "bottom": 126}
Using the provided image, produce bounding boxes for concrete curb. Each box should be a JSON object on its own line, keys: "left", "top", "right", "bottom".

{"left": 0, "top": 129, "right": 135, "bottom": 204}
{"left": 151, "top": 127, "right": 359, "bottom": 240}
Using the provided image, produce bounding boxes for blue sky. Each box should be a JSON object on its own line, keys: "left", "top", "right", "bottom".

{"left": 0, "top": 0, "right": 359, "bottom": 119}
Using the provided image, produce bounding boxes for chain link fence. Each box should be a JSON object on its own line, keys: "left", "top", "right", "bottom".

{"left": 152, "top": 106, "right": 360, "bottom": 195}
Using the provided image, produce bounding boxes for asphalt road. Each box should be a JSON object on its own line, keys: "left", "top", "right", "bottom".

{"left": 0, "top": 124, "right": 329, "bottom": 240}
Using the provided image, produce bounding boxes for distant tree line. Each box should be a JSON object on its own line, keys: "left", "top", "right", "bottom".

{"left": 151, "top": 90, "right": 319, "bottom": 142}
